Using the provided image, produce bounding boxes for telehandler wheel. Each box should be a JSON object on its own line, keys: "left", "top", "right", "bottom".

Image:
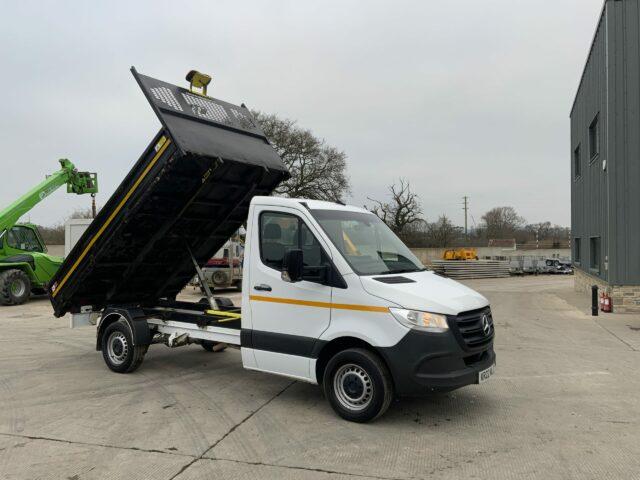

{"left": 0, "top": 269, "right": 31, "bottom": 306}
{"left": 323, "top": 348, "right": 393, "bottom": 423}
{"left": 101, "top": 319, "right": 147, "bottom": 373}
{"left": 201, "top": 341, "right": 227, "bottom": 352}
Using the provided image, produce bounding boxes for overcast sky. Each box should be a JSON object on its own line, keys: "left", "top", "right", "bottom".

{"left": 0, "top": 0, "right": 604, "bottom": 229}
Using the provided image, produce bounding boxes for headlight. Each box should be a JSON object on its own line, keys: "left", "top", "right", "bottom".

{"left": 389, "top": 308, "right": 449, "bottom": 333}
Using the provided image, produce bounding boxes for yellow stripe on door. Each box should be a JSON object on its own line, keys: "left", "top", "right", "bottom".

{"left": 249, "top": 295, "right": 389, "bottom": 313}
{"left": 52, "top": 137, "right": 172, "bottom": 298}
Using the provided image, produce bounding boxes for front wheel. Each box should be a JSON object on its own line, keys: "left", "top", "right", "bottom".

{"left": 323, "top": 348, "right": 393, "bottom": 423}
{"left": 0, "top": 269, "right": 31, "bottom": 306}
{"left": 101, "top": 320, "right": 147, "bottom": 373}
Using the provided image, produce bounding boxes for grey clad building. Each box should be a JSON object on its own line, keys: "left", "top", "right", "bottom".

{"left": 571, "top": 0, "right": 640, "bottom": 312}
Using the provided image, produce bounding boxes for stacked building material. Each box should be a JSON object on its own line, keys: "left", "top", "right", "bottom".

{"left": 430, "top": 260, "right": 510, "bottom": 279}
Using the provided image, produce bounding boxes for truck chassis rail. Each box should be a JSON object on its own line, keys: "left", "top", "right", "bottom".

{"left": 146, "top": 317, "right": 240, "bottom": 346}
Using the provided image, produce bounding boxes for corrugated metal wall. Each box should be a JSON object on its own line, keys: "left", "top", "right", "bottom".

{"left": 607, "top": 0, "right": 640, "bottom": 284}
{"left": 570, "top": 4, "right": 609, "bottom": 282}
{"left": 572, "top": 0, "right": 640, "bottom": 285}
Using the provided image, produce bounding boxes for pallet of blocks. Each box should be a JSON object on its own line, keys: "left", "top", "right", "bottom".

{"left": 430, "top": 260, "right": 510, "bottom": 279}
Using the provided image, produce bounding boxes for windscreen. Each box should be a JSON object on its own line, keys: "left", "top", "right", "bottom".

{"left": 8, "top": 226, "right": 43, "bottom": 252}
{"left": 310, "top": 209, "right": 424, "bottom": 275}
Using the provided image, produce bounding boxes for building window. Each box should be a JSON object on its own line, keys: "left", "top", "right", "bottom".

{"left": 574, "top": 144, "right": 581, "bottom": 179}
{"left": 574, "top": 238, "right": 581, "bottom": 264}
{"left": 589, "top": 236, "right": 600, "bottom": 272}
{"left": 589, "top": 114, "right": 599, "bottom": 160}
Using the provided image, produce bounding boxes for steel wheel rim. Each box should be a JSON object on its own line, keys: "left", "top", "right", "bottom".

{"left": 333, "top": 363, "right": 373, "bottom": 412}
{"left": 10, "top": 279, "right": 26, "bottom": 297}
{"left": 107, "top": 331, "right": 129, "bottom": 366}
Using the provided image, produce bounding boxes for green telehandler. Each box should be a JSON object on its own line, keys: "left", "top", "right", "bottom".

{"left": 0, "top": 159, "right": 97, "bottom": 305}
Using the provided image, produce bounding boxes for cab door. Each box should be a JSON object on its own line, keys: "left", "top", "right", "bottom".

{"left": 246, "top": 206, "right": 333, "bottom": 382}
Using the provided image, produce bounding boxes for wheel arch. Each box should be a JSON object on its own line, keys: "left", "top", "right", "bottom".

{"left": 314, "top": 336, "right": 393, "bottom": 388}
{"left": 96, "top": 307, "right": 152, "bottom": 351}
{"left": 0, "top": 263, "right": 36, "bottom": 281}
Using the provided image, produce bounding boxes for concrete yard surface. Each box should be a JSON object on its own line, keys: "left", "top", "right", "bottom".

{"left": 1, "top": 277, "right": 639, "bottom": 479}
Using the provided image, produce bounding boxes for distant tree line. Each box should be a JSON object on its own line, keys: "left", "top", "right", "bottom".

{"left": 37, "top": 207, "right": 95, "bottom": 245}
{"left": 366, "top": 180, "right": 570, "bottom": 249}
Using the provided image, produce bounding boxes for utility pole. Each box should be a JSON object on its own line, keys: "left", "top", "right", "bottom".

{"left": 462, "top": 196, "right": 469, "bottom": 242}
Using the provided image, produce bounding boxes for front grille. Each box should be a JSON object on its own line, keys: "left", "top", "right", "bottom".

{"left": 449, "top": 307, "right": 494, "bottom": 350}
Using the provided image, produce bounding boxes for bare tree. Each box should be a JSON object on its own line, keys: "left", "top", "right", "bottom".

{"left": 252, "top": 111, "right": 350, "bottom": 202}
{"left": 427, "top": 215, "right": 462, "bottom": 248}
{"left": 523, "top": 222, "right": 570, "bottom": 247}
{"left": 366, "top": 179, "right": 423, "bottom": 234}
{"left": 399, "top": 218, "right": 429, "bottom": 246}
{"left": 36, "top": 224, "right": 64, "bottom": 245}
{"left": 67, "top": 207, "right": 95, "bottom": 219}
{"left": 481, "top": 206, "right": 525, "bottom": 240}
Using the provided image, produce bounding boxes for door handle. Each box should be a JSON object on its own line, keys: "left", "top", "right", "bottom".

{"left": 253, "top": 284, "right": 272, "bottom": 292}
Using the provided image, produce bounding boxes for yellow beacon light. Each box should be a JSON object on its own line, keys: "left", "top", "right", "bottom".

{"left": 186, "top": 70, "right": 212, "bottom": 96}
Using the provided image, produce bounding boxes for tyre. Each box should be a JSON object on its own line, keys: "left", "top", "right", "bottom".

{"left": 0, "top": 269, "right": 31, "bottom": 306}
{"left": 101, "top": 319, "right": 147, "bottom": 373}
{"left": 323, "top": 348, "right": 393, "bottom": 423}
{"left": 213, "top": 270, "right": 228, "bottom": 286}
{"left": 201, "top": 341, "right": 227, "bottom": 352}
{"left": 235, "top": 280, "right": 242, "bottom": 292}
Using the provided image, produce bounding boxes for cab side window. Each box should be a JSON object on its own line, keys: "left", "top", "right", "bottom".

{"left": 260, "top": 212, "right": 329, "bottom": 277}
{"left": 260, "top": 212, "right": 299, "bottom": 270}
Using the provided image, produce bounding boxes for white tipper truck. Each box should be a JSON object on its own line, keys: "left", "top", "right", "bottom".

{"left": 49, "top": 69, "right": 495, "bottom": 422}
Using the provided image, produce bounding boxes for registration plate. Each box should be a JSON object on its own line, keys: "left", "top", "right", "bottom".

{"left": 478, "top": 363, "right": 495, "bottom": 383}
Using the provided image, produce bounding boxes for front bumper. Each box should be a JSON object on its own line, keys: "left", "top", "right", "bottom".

{"left": 379, "top": 328, "right": 496, "bottom": 397}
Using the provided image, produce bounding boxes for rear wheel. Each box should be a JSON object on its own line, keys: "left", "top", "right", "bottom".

{"left": 323, "top": 348, "right": 393, "bottom": 423}
{"left": 0, "top": 269, "right": 31, "bottom": 306}
{"left": 101, "top": 319, "right": 147, "bottom": 373}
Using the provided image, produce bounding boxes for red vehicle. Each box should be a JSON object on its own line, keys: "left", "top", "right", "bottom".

{"left": 201, "top": 239, "right": 243, "bottom": 291}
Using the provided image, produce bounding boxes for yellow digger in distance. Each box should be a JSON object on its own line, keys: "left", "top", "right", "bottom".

{"left": 442, "top": 248, "right": 478, "bottom": 261}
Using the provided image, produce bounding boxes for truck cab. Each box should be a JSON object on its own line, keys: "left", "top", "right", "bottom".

{"left": 239, "top": 196, "right": 495, "bottom": 420}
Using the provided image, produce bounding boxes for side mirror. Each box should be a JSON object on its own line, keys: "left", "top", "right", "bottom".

{"left": 282, "top": 249, "right": 304, "bottom": 283}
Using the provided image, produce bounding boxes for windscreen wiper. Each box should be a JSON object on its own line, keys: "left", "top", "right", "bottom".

{"left": 380, "top": 267, "right": 427, "bottom": 275}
